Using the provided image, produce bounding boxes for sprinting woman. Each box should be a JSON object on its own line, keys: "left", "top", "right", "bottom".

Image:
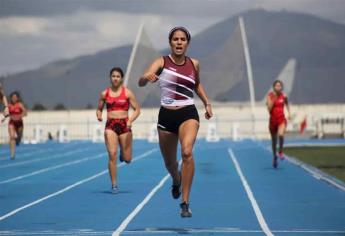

{"left": 266, "top": 80, "right": 291, "bottom": 168}
{"left": 8, "top": 91, "right": 27, "bottom": 159}
{"left": 139, "top": 27, "right": 213, "bottom": 217}
{"left": 97, "top": 67, "right": 140, "bottom": 194}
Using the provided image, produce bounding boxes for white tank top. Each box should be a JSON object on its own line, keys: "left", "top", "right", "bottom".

{"left": 158, "top": 55, "right": 197, "bottom": 106}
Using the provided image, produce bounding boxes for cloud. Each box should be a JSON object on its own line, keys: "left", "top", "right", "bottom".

{"left": 1, "top": 0, "right": 345, "bottom": 75}
{"left": 0, "top": 9, "right": 221, "bottom": 75}
{"left": 1, "top": 0, "right": 345, "bottom": 24}
{"left": 0, "top": 16, "right": 47, "bottom": 36}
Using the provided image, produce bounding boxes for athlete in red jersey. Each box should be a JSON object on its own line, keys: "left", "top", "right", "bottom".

{"left": 97, "top": 67, "right": 140, "bottom": 193}
{"left": 266, "top": 80, "right": 291, "bottom": 168}
{"left": 8, "top": 91, "right": 27, "bottom": 159}
{"left": 139, "top": 27, "right": 213, "bottom": 217}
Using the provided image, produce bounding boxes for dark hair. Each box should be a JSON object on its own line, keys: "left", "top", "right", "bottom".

{"left": 109, "top": 67, "right": 124, "bottom": 78}
{"left": 10, "top": 91, "right": 21, "bottom": 103}
{"left": 169, "top": 27, "right": 191, "bottom": 43}
{"left": 272, "top": 80, "right": 283, "bottom": 89}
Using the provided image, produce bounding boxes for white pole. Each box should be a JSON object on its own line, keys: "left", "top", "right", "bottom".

{"left": 124, "top": 23, "right": 144, "bottom": 86}
{"left": 239, "top": 16, "right": 256, "bottom": 138}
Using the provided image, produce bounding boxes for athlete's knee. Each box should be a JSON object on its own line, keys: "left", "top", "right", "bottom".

{"left": 181, "top": 147, "right": 193, "bottom": 162}
{"left": 107, "top": 149, "right": 117, "bottom": 159}
{"left": 181, "top": 145, "right": 193, "bottom": 158}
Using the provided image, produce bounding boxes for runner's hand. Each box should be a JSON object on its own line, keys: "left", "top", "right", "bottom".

{"left": 3, "top": 107, "right": 9, "bottom": 117}
{"left": 205, "top": 104, "right": 213, "bottom": 120}
{"left": 96, "top": 111, "right": 103, "bottom": 122}
{"left": 287, "top": 114, "right": 292, "bottom": 121}
{"left": 1, "top": 116, "right": 7, "bottom": 123}
{"left": 144, "top": 74, "right": 159, "bottom": 83}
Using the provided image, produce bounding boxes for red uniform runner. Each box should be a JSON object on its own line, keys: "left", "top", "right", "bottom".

{"left": 269, "top": 91, "right": 287, "bottom": 133}
{"left": 104, "top": 87, "right": 131, "bottom": 135}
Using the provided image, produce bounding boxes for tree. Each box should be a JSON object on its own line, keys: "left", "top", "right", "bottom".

{"left": 54, "top": 103, "right": 67, "bottom": 110}
{"left": 85, "top": 103, "right": 93, "bottom": 109}
{"left": 32, "top": 103, "right": 47, "bottom": 111}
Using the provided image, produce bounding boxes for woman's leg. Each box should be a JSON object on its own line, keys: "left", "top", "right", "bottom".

{"left": 278, "top": 123, "right": 286, "bottom": 155}
{"left": 178, "top": 119, "right": 199, "bottom": 204}
{"left": 104, "top": 130, "right": 119, "bottom": 187}
{"left": 158, "top": 129, "right": 180, "bottom": 186}
{"left": 270, "top": 129, "right": 278, "bottom": 168}
{"left": 118, "top": 131, "right": 133, "bottom": 164}
{"left": 16, "top": 126, "right": 23, "bottom": 146}
{"left": 270, "top": 131, "right": 277, "bottom": 157}
{"left": 8, "top": 125, "right": 17, "bottom": 159}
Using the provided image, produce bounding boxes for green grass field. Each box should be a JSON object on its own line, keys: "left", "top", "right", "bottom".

{"left": 285, "top": 146, "right": 345, "bottom": 183}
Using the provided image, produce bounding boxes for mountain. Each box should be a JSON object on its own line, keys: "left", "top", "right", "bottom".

{"left": 190, "top": 10, "right": 345, "bottom": 103}
{"left": 1, "top": 46, "right": 131, "bottom": 109}
{"left": 2, "top": 9, "right": 345, "bottom": 109}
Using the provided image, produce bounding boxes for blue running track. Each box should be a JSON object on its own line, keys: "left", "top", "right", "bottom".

{"left": 0, "top": 139, "right": 344, "bottom": 235}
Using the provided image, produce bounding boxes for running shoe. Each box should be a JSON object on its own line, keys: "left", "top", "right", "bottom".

{"left": 171, "top": 172, "right": 181, "bottom": 199}
{"left": 278, "top": 151, "right": 285, "bottom": 160}
{"left": 273, "top": 156, "right": 278, "bottom": 169}
{"left": 111, "top": 185, "right": 119, "bottom": 194}
{"left": 171, "top": 183, "right": 181, "bottom": 199}
{"left": 180, "top": 202, "right": 192, "bottom": 218}
{"left": 10, "top": 155, "right": 15, "bottom": 160}
{"left": 15, "top": 137, "right": 21, "bottom": 146}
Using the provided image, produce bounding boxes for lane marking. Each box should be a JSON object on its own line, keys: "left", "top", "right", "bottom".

{"left": 0, "top": 148, "right": 95, "bottom": 169}
{"left": 0, "top": 142, "right": 90, "bottom": 162}
{"left": 261, "top": 143, "right": 345, "bottom": 192}
{"left": 0, "top": 149, "right": 157, "bottom": 222}
{"left": 285, "top": 155, "right": 345, "bottom": 192}
{"left": 2, "top": 229, "right": 345, "bottom": 235}
{"left": 0, "top": 148, "right": 55, "bottom": 161}
{"left": 113, "top": 160, "right": 182, "bottom": 236}
{"left": 0, "top": 153, "right": 107, "bottom": 184}
{"left": 228, "top": 148, "right": 274, "bottom": 236}
{"left": 284, "top": 142, "right": 345, "bottom": 147}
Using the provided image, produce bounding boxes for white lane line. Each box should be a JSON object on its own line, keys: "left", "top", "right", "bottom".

{"left": 0, "top": 149, "right": 157, "bottom": 222}
{"left": 285, "top": 155, "right": 345, "bottom": 192}
{"left": 0, "top": 153, "right": 107, "bottom": 184}
{"left": 228, "top": 148, "right": 274, "bottom": 236}
{"left": 284, "top": 142, "right": 345, "bottom": 147}
{"left": 262, "top": 144, "right": 345, "bottom": 192}
{"left": 0, "top": 146, "right": 35, "bottom": 155}
{"left": 0, "top": 149, "right": 54, "bottom": 161}
{"left": 123, "top": 229, "right": 345, "bottom": 234}
{"left": 112, "top": 174, "right": 170, "bottom": 236}
{"left": 112, "top": 160, "right": 181, "bottom": 236}
{"left": 2, "top": 229, "right": 345, "bottom": 235}
{"left": 0, "top": 148, "right": 94, "bottom": 169}
{"left": 0, "top": 142, "right": 89, "bottom": 162}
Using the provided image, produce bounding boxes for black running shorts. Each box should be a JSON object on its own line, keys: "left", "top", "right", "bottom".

{"left": 157, "top": 105, "right": 200, "bottom": 134}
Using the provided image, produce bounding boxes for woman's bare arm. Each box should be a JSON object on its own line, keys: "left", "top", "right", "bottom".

{"left": 192, "top": 59, "right": 213, "bottom": 120}
{"left": 138, "top": 57, "right": 164, "bottom": 87}
{"left": 266, "top": 94, "right": 274, "bottom": 112}
{"left": 96, "top": 91, "right": 106, "bottom": 122}
{"left": 285, "top": 96, "right": 291, "bottom": 120}
{"left": 19, "top": 103, "right": 28, "bottom": 117}
{"left": 126, "top": 88, "right": 141, "bottom": 127}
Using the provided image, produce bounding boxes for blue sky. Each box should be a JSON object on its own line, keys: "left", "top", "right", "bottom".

{"left": 0, "top": 0, "right": 345, "bottom": 75}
